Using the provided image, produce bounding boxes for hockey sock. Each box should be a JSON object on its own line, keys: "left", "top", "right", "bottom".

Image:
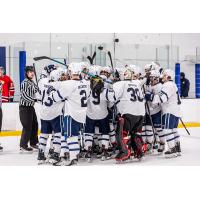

{"left": 141, "top": 126, "right": 147, "bottom": 143}
{"left": 173, "top": 128, "right": 180, "bottom": 143}
{"left": 97, "top": 134, "right": 102, "bottom": 148}
{"left": 50, "top": 134, "right": 54, "bottom": 150}
{"left": 164, "top": 129, "right": 175, "bottom": 149}
{"left": 39, "top": 133, "right": 49, "bottom": 152}
{"left": 109, "top": 123, "right": 116, "bottom": 144}
{"left": 145, "top": 125, "right": 154, "bottom": 144}
{"left": 85, "top": 133, "right": 94, "bottom": 150}
{"left": 60, "top": 135, "right": 69, "bottom": 157}
{"left": 101, "top": 134, "right": 110, "bottom": 149}
{"left": 53, "top": 132, "right": 61, "bottom": 154}
{"left": 67, "top": 136, "right": 80, "bottom": 161}
{"left": 156, "top": 127, "right": 165, "bottom": 144}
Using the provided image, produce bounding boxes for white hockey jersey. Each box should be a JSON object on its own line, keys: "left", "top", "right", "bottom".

{"left": 37, "top": 78, "right": 64, "bottom": 120}
{"left": 152, "top": 80, "right": 181, "bottom": 117}
{"left": 87, "top": 88, "right": 115, "bottom": 120}
{"left": 146, "top": 83, "right": 162, "bottom": 115}
{"left": 51, "top": 79, "right": 90, "bottom": 123}
{"left": 113, "top": 80, "right": 145, "bottom": 116}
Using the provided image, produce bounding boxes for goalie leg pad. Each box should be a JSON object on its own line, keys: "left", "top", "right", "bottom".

{"left": 115, "top": 117, "right": 131, "bottom": 161}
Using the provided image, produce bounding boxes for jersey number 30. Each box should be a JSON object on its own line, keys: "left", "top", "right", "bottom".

{"left": 127, "top": 87, "right": 143, "bottom": 102}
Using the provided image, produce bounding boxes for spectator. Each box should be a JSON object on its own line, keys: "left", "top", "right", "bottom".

{"left": 19, "top": 66, "right": 39, "bottom": 152}
{"left": 180, "top": 72, "right": 190, "bottom": 98}
{"left": 0, "top": 66, "right": 15, "bottom": 102}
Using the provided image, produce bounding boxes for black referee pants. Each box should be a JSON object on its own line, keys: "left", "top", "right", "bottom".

{"left": 19, "top": 106, "right": 38, "bottom": 148}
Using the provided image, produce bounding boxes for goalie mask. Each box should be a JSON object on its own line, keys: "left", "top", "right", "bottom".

{"left": 90, "top": 77, "right": 104, "bottom": 96}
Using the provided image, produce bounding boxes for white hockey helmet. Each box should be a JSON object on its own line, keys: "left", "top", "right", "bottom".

{"left": 100, "top": 66, "right": 111, "bottom": 74}
{"left": 50, "top": 69, "right": 62, "bottom": 81}
{"left": 144, "top": 63, "right": 152, "bottom": 72}
{"left": 89, "top": 65, "right": 101, "bottom": 76}
{"left": 79, "top": 62, "right": 90, "bottom": 70}
{"left": 128, "top": 64, "right": 141, "bottom": 76}
{"left": 57, "top": 67, "right": 66, "bottom": 75}
{"left": 40, "top": 69, "right": 48, "bottom": 79}
{"left": 151, "top": 61, "right": 161, "bottom": 71}
{"left": 69, "top": 63, "right": 82, "bottom": 75}
{"left": 122, "top": 68, "right": 132, "bottom": 80}
{"left": 162, "top": 69, "right": 175, "bottom": 80}
{"left": 150, "top": 69, "right": 161, "bottom": 78}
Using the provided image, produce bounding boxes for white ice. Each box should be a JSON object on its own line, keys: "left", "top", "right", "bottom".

{"left": 0, "top": 127, "right": 200, "bottom": 166}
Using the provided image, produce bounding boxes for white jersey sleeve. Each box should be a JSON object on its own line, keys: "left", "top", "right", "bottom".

{"left": 38, "top": 79, "right": 64, "bottom": 120}
{"left": 147, "top": 83, "right": 162, "bottom": 115}
{"left": 152, "top": 81, "right": 181, "bottom": 117}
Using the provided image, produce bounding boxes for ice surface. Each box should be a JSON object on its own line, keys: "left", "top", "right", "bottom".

{"left": 0, "top": 128, "right": 200, "bottom": 166}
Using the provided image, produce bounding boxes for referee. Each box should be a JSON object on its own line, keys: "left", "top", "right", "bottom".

{"left": 19, "top": 66, "right": 39, "bottom": 152}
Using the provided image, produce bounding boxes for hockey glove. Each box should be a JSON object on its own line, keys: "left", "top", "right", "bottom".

{"left": 145, "top": 92, "right": 154, "bottom": 101}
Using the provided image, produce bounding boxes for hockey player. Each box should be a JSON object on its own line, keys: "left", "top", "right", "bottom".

{"left": 84, "top": 75, "right": 115, "bottom": 161}
{"left": 144, "top": 70, "right": 164, "bottom": 154}
{"left": 99, "top": 67, "right": 118, "bottom": 154}
{"left": 145, "top": 69, "right": 181, "bottom": 158}
{"left": 48, "top": 63, "right": 90, "bottom": 166}
{"left": 0, "top": 66, "right": 15, "bottom": 102}
{"left": 113, "top": 66, "right": 146, "bottom": 162}
{"left": 37, "top": 69, "right": 64, "bottom": 164}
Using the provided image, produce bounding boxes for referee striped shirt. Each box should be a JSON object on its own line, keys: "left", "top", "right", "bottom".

{"left": 19, "top": 78, "right": 38, "bottom": 106}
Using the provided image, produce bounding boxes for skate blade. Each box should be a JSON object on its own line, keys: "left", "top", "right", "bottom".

{"left": 38, "top": 160, "right": 47, "bottom": 165}
{"left": 19, "top": 150, "right": 33, "bottom": 154}
{"left": 165, "top": 154, "right": 178, "bottom": 159}
{"left": 86, "top": 158, "right": 92, "bottom": 163}
{"left": 101, "top": 156, "right": 112, "bottom": 161}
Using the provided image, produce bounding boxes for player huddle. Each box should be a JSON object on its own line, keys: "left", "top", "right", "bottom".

{"left": 35, "top": 61, "right": 181, "bottom": 166}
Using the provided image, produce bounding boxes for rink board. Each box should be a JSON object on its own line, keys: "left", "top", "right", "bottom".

{"left": 0, "top": 99, "right": 200, "bottom": 135}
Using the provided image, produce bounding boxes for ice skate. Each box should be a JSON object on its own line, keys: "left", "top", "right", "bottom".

{"left": 53, "top": 153, "right": 69, "bottom": 166}
{"left": 85, "top": 148, "right": 93, "bottom": 163}
{"left": 37, "top": 149, "right": 46, "bottom": 165}
{"left": 64, "top": 159, "right": 78, "bottom": 166}
{"left": 175, "top": 142, "right": 181, "bottom": 156}
{"left": 20, "top": 146, "right": 33, "bottom": 154}
{"left": 31, "top": 144, "right": 39, "bottom": 152}
{"left": 157, "top": 143, "right": 165, "bottom": 154}
{"left": 48, "top": 152, "right": 60, "bottom": 164}
{"left": 115, "top": 150, "right": 131, "bottom": 164}
{"left": 165, "top": 147, "right": 178, "bottom": 158}
{"left": 101, "top": 149, "right": 111, "bottom": 161}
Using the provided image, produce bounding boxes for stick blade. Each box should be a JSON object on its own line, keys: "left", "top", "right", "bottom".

{"left": 33, "top": 56, "right": 49, "bottom": 61}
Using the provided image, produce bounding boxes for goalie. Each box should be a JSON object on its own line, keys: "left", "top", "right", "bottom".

{"left": 113, "top": 65, "right": 146, "bottom": 162}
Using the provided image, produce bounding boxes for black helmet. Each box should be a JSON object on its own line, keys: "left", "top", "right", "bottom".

{"left": 25, "top": 66, "right": 34, "bottom": 73}
{"left": 180, "top": 72, "right": 185, "bottom": 78}
{"left": 90, "top": 77, "right": 104, "bottom": 96}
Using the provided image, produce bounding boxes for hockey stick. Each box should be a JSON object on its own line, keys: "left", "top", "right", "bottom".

{"left": 86, "top": 52, "right": 96, "bottom": 65}
{"left": 142, "top": 85, "right": 157, "bottom": 144}
{"left": 33, "top": 63, "right": 38, "bottom": 86}
{"left": 98, "top": 46, "right": 116, "bottom": 76}
{"left": 180, "top": 118, "right": 190, "bottom": 135}
{"left": 33, "top": 56, "right": 68, "bottom": 67}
